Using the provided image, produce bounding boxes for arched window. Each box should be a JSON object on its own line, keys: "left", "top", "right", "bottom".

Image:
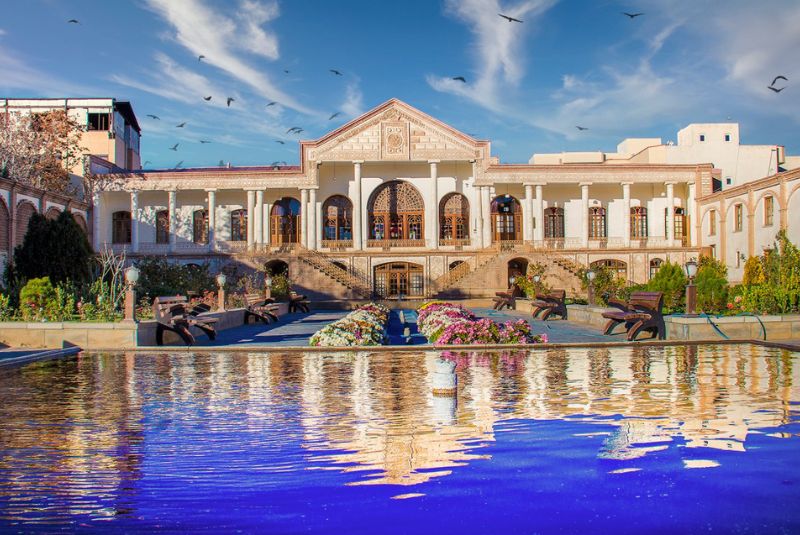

{"left": 544, "top": 207, "right": 564, "bottom": 238}
{"left": 0, "top": 199, "right": 10, "bottom": 255}
{"left": 193, "top": 209, "right": 208, "bottom": 244}
{"left": 591, "top": 259, "right": 627, "bottom": 279}
{"left": 112, "top": 211, "right": 131, "bottom": 244}
{"left": 73, "top": 213, "right": 88, "bottom": 236}
{"left": 439, "top": 193, "right": 469, "bottom": 244}
{"left": 45, "top": 207, "right": 62, "bottom": 220}
{"left": 630, "top": 207, "right": 648, "bottom": 238}
{"left": 368, "top": 181, "right": 424, "bottom": 244}
{"left": 156, "top": 210, "right": 169, "bottom": 244}
{"left": 374, "top": 262, "right": 424, "bottom": 298}
{"left": 666, "top": 207, "right": 687, "bottom": 239}
{"left": 589, "top": 207, "right": 607, "bottom": 238}
{"left": 649, "top": 258, "right": 663, "bottom": 280}
{"left": 270, "top": 197, "right": 301, "bottom": 244}
{"left": 322, "top": 195, "right": 352, "bottom": 243}
{"left": 491, "top": 195, "right": 521, "bottom": 242}
{"left": 231, "top": 209, "right": 247, "bottom": 242}
{"left": 15, "top": 201, "right": 37, "bottom": 248}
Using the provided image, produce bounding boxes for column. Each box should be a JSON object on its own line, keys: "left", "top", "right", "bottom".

{"left": 246, "top": 190, "right": 255, "bottom": 249}
{"left": 206, "top": 189, "right": 216, "bottom": 252}
{"left": 300, "top": 189, "right": 308, "bottom": 247}
{"left": 622, "top": 182, "right": 631, "bottom": 248}
{"left": 666, "top": 182, "right": 675, "bottom": 245}
{"left": 315, "top": 197, "right": 323, "bottom": 250}
{"left": 580, "top": 183, "right": 590, "bottom": 248}
{"left": 534, "top": 184, "right": 544, "bottom": 242}
{"left": 254, "top": 190, "right": 264, "bottom": 248}
{"left": 263, "top": 200, "right": 271, "bottom": 246}
{"left": 429, "top": 160, "right": 439, "bottom": 249}
{"left": 308, "top": 188, "right": 317, "bottom": 250}
{"left": 688, "top": 182, "right": 698, "bottom": 247}
{"left": 352, "top": 161, "right": 363, "bottom": 249}
{"left": 523, "top": 184, "right": 533, "bottom": 243}
{"left": 168, "top": 189, "right": 177, "bottom": 253}
{"left": 92, "top": 191, "right": 101, "bottom": 252}
{"left": 130, "top": 191, "right": 139, "bottom": 253}
{"left": 481, "top": 186, "right": 492, "bottom": 247}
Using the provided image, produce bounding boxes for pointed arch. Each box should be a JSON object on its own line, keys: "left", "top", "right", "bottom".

{"left": 322, "top": 195, "right": 353, "bottom": 244}
{"left": 270, "top": 197, "right": 300, "bottom": 244}
{"left": 491, "top": 195, "right": 521, "bottom": 242}
{"left": 439, "top": 192, "right": 470, "bottom": 244}
{"left": 367, "top": 180, "right": 424, "bottom": 245}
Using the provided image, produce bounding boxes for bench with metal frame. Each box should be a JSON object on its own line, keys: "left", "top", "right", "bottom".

{"left": 152, "top": 296, "right": 218, "bottom": 346}
{"left": 531, "top": 289, "right": 568, "bottom": 320}
{"left": 288, "top": 291, "right": 310, "bottom": 313}
{"left": 601, "top": 291, "right": 665, "bottom": 341}
{"left": 243, "top": 293, "right": 280, "bottom": 324}
{"left": 493, "top": 285, "right": 524, "bottom": 311}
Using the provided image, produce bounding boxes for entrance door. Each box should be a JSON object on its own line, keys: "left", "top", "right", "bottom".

{"left": 374, "top": 262, "right": 424, "bottom": 298}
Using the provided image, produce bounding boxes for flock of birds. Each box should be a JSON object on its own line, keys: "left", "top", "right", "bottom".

{"left": 66, "top": 11, "right": 790, "bottom": 169}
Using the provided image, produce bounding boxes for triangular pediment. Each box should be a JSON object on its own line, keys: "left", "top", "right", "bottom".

{"left": 304, "top": 99, "right": 486, "bottom": 163}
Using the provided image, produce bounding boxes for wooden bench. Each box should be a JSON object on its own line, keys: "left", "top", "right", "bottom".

{"left": 601, "top": 291, "right": 665, "bottom": 341}
{"left": 288, "top": 291, "right": 310, "bottom": 313}
{"left": 152, "top": 296, "right": 218, "bottom": 346}
{"left": 243, "top": 293, "right": 280, "bottom": 324}
{"left": 531, "top": 290, "right": 568, "bottom": 320}
{"left": 493, "top": 285, "right": 523, "bottom": 310}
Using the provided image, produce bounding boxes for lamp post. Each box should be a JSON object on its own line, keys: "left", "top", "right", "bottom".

{"left": 216, "top": 272, "right": 227, "bottom": 311}
{"left": 684, "top": 259, "right": 698, "bottom": 316}
{"left": 509, "top": 275, "right": 516, "bottom": 289}
{"left": 586, "top": 269, "right": 596, "bottom": 306}
{"left": 265, "top": 274, "right": 273, "bottom": 300}
{"left": 124, "top": 266, "right": 140, "bottom": 322}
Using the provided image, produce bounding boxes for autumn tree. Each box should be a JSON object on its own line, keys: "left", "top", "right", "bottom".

{"left": 0, "top": 109, "right": 86, "bottom": 195}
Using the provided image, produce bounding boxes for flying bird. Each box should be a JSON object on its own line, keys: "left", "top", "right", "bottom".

{"left": 767, "top": 86, "right": 785, "bottom": 93}
{"left": 498, "top": 13, "right": 523, "bottom": 23}
{"left": 203, "top": 96, "right": 212, "bottom": 101}
{"left": 623, "top": 12, "right": 644, "bottom": 18}
{"left": 452, "top": 76, "right": 466, "bottom": 83}
{"left": 576, "top": 125, "right": 589, "bottom": 131}
{"left": 198, "top": 55, "right": 205, "bottom": 61}
{"left": 329, "top": 112, "right": 341, "bottom": 120}
{"left": 176, "top": 122, "right": 186, "bottom": 128}
{"left": 283, "top": 69, "right": 290, "bottom": 74}
{"left": 143, "top": 161, "right": 151, "bottom": 167}
{"left": 329, "top": 69, "right": 343, "bottom": 76}
{"left": 174, "top": 161, "right": 184, "bottom": 169}
{"left": 266, "top": 101, "right": 277, "bottom": 107}
{"left": 146, "top": 114, "right": 160, "bottom": 120}
{"left": 67, "top": 19, "right": 80, "bottom": 24}
{"left": 286, "top": 127, "right": 302, "bottom": 134}
{"left": 770, "top": 75, "right": 788, "bottom": 86}
{"left": 275, "top": 140, "right": 285, "bottom": 144}
{"left": 199, "top": 140, "right": 212, "bottom": 144}
{"left": 169, "top": 143, "right": 179, "bottom": 151}
{"left": 227, "top": 97, "right": 235, "bottom": 107}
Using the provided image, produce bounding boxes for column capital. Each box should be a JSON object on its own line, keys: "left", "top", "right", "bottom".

{"left": 579, "top": 182, "right": 593, "bottom": 187}
{"left": 352, "top": 160, "right": 364, "bottom": 165}
{"left": 204, "top": 188, "right": 218, "bottom": 193}
{"left": 524, "top": 182, "right": 547, "bottom": 187}
{"left": 665, "top": 181, "right": 678, "bottom": 186}
{"left": 620, "top": 182, "right": 634, "bottom": 186}
{"left": 427, "top": 159, "right": 441, "bottom": 164}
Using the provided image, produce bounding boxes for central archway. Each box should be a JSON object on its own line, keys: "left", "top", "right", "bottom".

{"left": 368, "top": 180, "right": 424, "bottom": 246}
{"left": 374, "top": 261, "right": 424, "bottom": 298}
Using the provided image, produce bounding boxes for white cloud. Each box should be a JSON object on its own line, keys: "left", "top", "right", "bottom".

{"left": 340, "top": 80, "right": 364, "bottom": 118}
{"left": 0, "top": 29, "right": 6, "bottom": 36}
{"left": 144, "top": 0, "right": 317, "bottom": 115}
{"left": 427, "top": 0, "right": 558, "bottom": 111}
{"left": 0, "top": 46, "right": 92, "bottom": 95}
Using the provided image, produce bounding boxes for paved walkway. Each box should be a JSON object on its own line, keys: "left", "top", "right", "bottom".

{"left": 187, "top": 305, "right": 613, "bottom": 348}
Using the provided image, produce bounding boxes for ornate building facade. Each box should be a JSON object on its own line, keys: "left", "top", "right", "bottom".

{"left": 92, "top": 99, "right": 798, "bottom": 300}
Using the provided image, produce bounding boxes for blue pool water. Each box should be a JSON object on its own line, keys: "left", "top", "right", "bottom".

{"left": 0, "top": 344, "right": 799, "bottom": 533}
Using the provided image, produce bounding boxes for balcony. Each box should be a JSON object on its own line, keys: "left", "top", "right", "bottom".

{"left": 439, "top": 238, "right": 470, "bottom": 248}
{"left": 321, "top": 239, "right": 353, "bottom": 251}
{"left": 366, "top": 239, "right": 425, "bottom": 249}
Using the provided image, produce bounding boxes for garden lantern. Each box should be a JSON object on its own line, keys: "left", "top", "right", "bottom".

{"left": 123, "top": 266, "right": 140, "bottom": 322}
{"left": 684, "top": 259, "right": 698, "bottom": 316}
{"left": 586, "top": 269, "right": 596, "bottom": 306}
{"left": 216, "top": 273, "right": 227, "bottom": 311}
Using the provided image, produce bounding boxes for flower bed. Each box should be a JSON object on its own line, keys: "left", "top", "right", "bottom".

{"left": 417, "top": 301, "right": 547, "bottom": 345}
{"left": 309, "top": 303, "right": 390, "bottom": 347}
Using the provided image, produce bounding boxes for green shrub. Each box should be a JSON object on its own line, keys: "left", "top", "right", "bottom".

{"left": 739, "top": 231, "right": 800, "bottom": 314}
{"left": 134, "top": 257, "right": 216, "bottom": 298}
{"left": 514, "top": 262, "right": 548, "bottom": 298}
{"left": 0, "top": 293, "right": 15, "bottom": 321}
{"left": 18, "top": 277, "right": 56, "bottom": 321}
{"left": 695, "top": 255, "right": 729, "bottom": 313}
{"left": 646, "top": 261, "right": 686, "bottom": 312}
{"left": 270, "top": 272, "right": 291, "bottom": 299}
{"left": 578, "top": 265, "right": 626, "bottom": 306}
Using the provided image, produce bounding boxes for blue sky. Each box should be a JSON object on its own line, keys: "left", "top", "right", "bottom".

{"left": 1, "top": 0, "right": 798, "bottom": 169}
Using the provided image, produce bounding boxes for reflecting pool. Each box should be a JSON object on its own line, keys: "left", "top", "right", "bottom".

{"left": 1, "top": 344, "right": 799, "bottom": 533}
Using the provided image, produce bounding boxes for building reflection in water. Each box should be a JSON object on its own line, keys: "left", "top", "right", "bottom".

{"left": 0, "top": 344, "right": 797, "bottom": 521}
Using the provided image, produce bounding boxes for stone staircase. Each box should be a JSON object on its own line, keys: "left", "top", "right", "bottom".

{"left": 296, "top": 247, "right": 373, "bottom": 299}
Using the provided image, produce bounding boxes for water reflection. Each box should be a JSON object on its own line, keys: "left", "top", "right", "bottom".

{"left": 0, "top": 344, "right": 797, "bottom": 523}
